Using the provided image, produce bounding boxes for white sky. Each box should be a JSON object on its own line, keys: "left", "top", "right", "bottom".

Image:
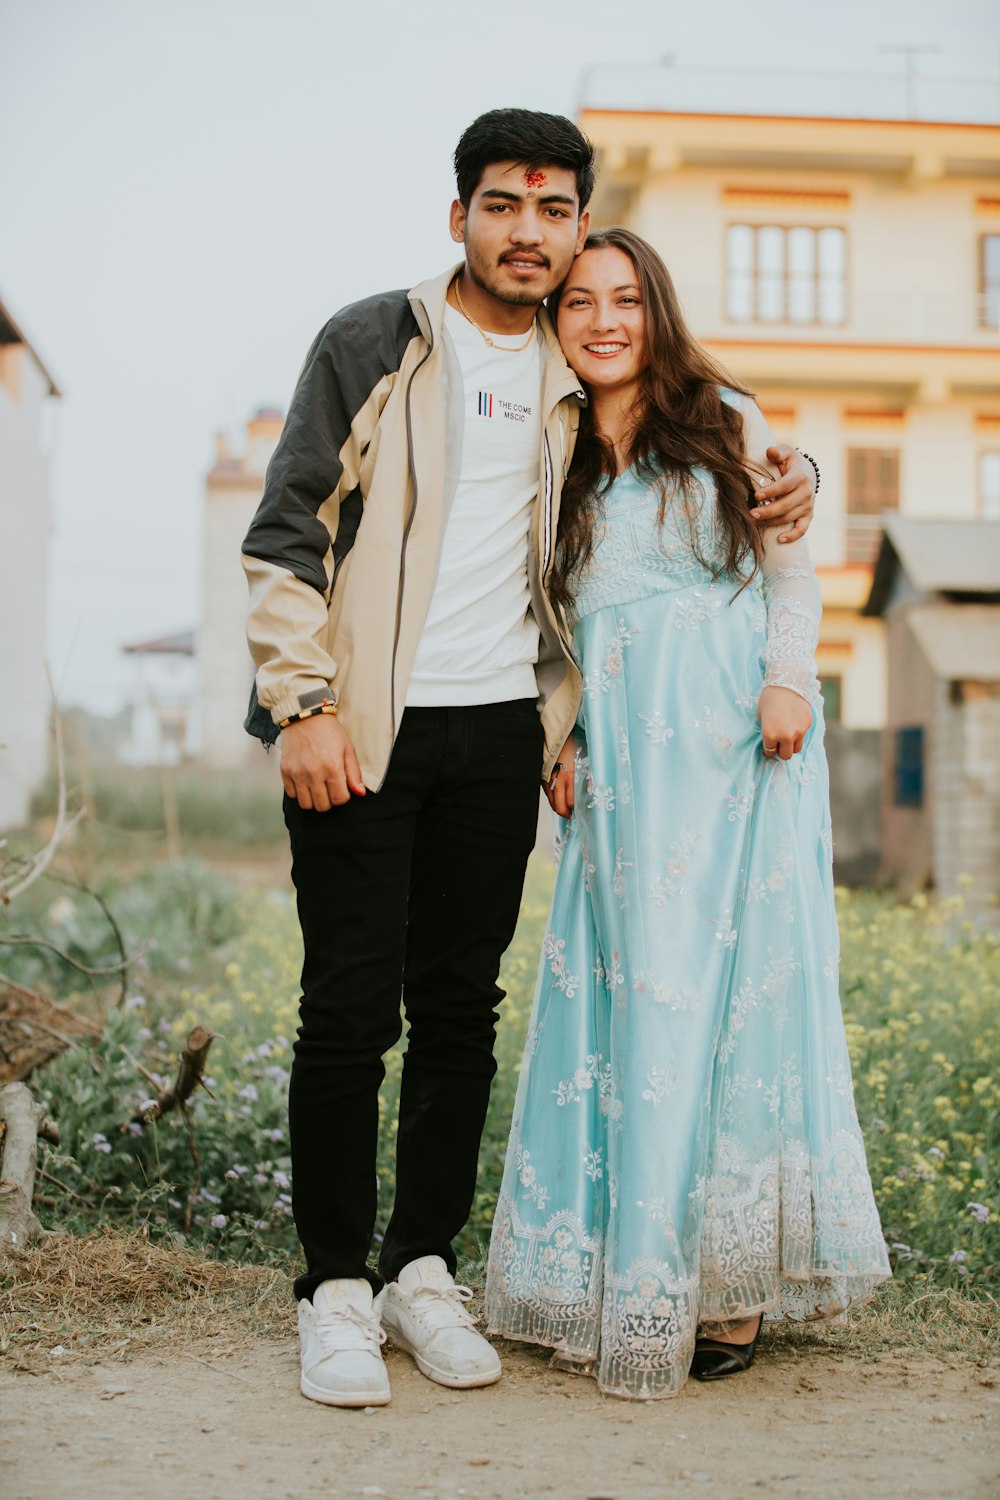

{"left": 2, "top": 0, "right": 998, "bottom": 714}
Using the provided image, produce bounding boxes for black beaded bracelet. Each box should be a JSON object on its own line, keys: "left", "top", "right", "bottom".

{"left": 798, "top": 450, "right": 821, "bottom": 495}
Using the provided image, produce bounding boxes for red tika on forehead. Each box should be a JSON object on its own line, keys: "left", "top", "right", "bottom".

{"left": 524, "top": 168, "right": 547, "bottom": 189}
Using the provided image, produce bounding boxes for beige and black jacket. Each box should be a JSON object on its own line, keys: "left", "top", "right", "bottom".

{"left": 242, "top": 264, "right": 586, "bottom": 789}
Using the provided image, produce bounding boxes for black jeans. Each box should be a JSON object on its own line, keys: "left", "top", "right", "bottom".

{"left": 284, "top": 700, "right": 544, "bottom": 1300}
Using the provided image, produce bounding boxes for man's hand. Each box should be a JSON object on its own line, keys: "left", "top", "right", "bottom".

{"left": 280, "top": 714, "right": 366, "bottom": 811}
{"left": 751, "top": 446, "right": 816, "bottom": 544}
{"left": 544, "top": 734, "right": 575, "bottom": 819}
{"left": 757, "top": 685, "right": 812, "bottom": 761}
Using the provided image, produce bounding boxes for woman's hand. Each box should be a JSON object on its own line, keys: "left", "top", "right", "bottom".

{"left": 757, "top": 686, "right": 812, "bottom": 761}
{"left": 545, "top": 735, "right": 576, "bottom": 818}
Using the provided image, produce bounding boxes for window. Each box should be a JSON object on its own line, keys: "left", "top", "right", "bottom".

{"left": 980, "top": 235, "right": 1000, "bottom": 330}
{"left": 819, "top": 676, "right": 843, "bottom": 722}
{"left": 893, "top": 727, "right": 924, "bottom": 808}
{"left": 979, "top": 450, "right": 1000, "bottom": 520}
{"left": 726, "top": 225, "right": 847, "bottom": 326}
{"left": 846, "top": 447, "right": 900, "bottom": 563}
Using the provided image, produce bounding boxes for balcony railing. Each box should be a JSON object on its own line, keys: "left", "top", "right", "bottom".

{"left": 845, "top": 515, "right": 886, "bottom": 565}
{"left": 676, "top": 284, "right": 1000, "bottom": 348}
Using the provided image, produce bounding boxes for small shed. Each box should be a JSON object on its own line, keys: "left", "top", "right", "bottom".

{"left": 864, "top": 516, "right": 1000, "bottom": 909}
{"left": 120, "top": 629, "right": 197, "bottom": 766}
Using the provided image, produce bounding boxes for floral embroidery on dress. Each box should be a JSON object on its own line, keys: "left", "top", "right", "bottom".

{"left": 694, "top": 705, "right": 733, "bottom": 756}
{"left": 675, "top": 591, "right": 722, "bottom": 633}
{"left": 638, "top": 709, "right": 674, "bottom": 744}
{"left": 583, "top": 617, "right": 640, "bottom": 698}
{"left": 649, "top": 826, "right": 700, "bottom": 905}
{"left": 642, "top": 1062, "right": 677, "bottom": 1106}
{"left": 543, "top": 931, "right": 579, "bottom": 998}
{"left": 633, "top": 972, "right": 702, "bottom": 1012}
{"left": 514, "top": 1146, "right": 549, "bottom": 1210}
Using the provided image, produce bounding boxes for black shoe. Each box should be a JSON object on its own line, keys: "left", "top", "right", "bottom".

{"left": 690, "top": 1315, "right": 763, "bottom": 1381}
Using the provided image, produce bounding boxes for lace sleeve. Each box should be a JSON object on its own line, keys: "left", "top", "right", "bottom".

{"left": 727, "top": 390, "right": 822, "bottom": 703}
{"left": 761, "top": 531, "right": 822, "bottom": 704}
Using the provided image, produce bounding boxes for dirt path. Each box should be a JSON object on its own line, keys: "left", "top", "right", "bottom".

{"left": 4, "top": 1338, "right": 998, "bottom": 1500}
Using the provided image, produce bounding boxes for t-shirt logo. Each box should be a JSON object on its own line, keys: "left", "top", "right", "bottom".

{"left": 477, "top": 392, "right": 533, "bottom": 423}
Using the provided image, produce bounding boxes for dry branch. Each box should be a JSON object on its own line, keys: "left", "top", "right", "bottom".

{"left": 0, "top": 1082, "right": 59, "bottom": 1253}
{"left": 0, "top": 703, "right": 85, "bottom": 905}
{"left": 0, "top": 974, "right": 102, "bottom": 1086}
{"left": 46, "top": 871, "right": 133, "bottom": 1008}
{"left": 129, "top": 1026, "right": 216, "bottom": 1127}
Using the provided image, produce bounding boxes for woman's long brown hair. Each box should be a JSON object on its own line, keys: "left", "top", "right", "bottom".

{"left": 549, "top": 227, "right": 768, "bottom": 608}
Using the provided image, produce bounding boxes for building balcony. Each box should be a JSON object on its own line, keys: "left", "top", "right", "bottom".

{"left": 678, "top": 283, "right": 1000, "bottom": 354}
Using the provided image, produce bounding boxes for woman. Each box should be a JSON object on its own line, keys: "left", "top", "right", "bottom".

{"left": 485, "top": 229, "right": 890, "bottom": 1400}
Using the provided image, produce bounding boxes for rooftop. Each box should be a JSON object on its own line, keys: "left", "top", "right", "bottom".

{"left": 907, "top": 603, "right": 1000, "bottom": 682}
{"left": 865, "top": 515, "right": 1000, "bottom": 615}
{"left": 122, "top": 629, "right": 196, "bottom": 657}
{"left": 578, "top": 64, "right": 1000, "bottom": 127}
{"left": 0, "top": 293, "right": 60, "bottom": 397}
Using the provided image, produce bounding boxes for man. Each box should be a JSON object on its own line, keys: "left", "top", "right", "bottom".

{"left": 242, "top": 108, "right": 817, "bottom": 1408}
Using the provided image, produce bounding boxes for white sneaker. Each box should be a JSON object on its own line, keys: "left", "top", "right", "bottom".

{"left": 298, "top": 1278, "right": 391, "bottom": 1407}
{"left": 381, "top": 1255, "right": 501, "bottom": 1389}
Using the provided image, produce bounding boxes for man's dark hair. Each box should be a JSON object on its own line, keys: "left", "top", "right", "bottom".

{"left": 454, "top": 108, "right": 596, "bottom": 211}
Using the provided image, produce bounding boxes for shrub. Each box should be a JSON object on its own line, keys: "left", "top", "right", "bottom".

{"left": 28, "top": 864, "right": 999, "bottom": 1290}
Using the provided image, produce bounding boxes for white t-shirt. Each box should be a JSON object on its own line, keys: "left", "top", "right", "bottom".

{"left": 406, "top": 304, "right": 543, "bottom": 707}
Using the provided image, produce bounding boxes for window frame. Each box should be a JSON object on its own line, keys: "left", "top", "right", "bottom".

{"left": 724, "top": 222, "right": 849, "bottom": 328}
{"left": 978, "top": 447, "right": 1000, "bottom": 520}
{"left": 979, "top": 234, "right": 1000, "bottom": 331}
{"left": 845, "top": 446, "right": 901, "bottom": 565}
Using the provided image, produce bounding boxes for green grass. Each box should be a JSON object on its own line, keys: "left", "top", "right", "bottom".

{"left": 7, "top": 855, "right": 998, "bottom": 1298}
{"left": 28, "top": 762, "right": 285, "bottom": 851}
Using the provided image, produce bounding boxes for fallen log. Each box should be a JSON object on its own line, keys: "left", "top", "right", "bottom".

{"left": 0, "top": 1082, "right": 59, "bottom": 1253}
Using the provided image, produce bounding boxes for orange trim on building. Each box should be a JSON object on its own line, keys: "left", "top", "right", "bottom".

{"left": 703, "top": 338, "right": 1000, "bottom": 356}
{"left": 816, "top": 641, "right": 856, "bottom": 657}
{"left": 584, "top": 108, "right": 1000, "bottom": 134}
{"left": 843, "top": 409, "right": 907, "bottom": 428}
{"left": 723, "top": 187, "right": 851, "bottom": 209}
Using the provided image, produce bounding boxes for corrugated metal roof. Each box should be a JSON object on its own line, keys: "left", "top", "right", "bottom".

{"left": 907, "top": 604, "right": 1000, "bottom": 681}
{"left": 885, "top": 515, "right": 1000, "bottom": 591}
{"left": 865, "top": 515, "right": 1000, "bottom": 613}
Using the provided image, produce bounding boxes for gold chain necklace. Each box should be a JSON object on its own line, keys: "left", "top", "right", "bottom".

{"left": 452, "top": 277, "right": 537, "bottom": 353}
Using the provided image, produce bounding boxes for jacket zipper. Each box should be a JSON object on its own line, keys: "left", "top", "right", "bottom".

{"left": 390, "top": 327, "right": 435, "bottom": 747}
{"left": 542, "top": 431, "right": 555, "bottom": 578}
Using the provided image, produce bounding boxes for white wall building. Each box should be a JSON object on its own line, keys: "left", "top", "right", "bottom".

{"left": 0, "top": 296, "right": 59, "bottom": 830}
{"left": 197, "top": 408, "right": 283, "bottom": 768}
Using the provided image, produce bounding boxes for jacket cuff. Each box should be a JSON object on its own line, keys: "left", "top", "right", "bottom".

{"left": 266, "top": 683, "right": 338, "bottom": 727}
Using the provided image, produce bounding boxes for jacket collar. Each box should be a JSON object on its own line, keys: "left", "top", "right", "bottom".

{"left": 408, "top": 263, "right": 586, "bottom": 408}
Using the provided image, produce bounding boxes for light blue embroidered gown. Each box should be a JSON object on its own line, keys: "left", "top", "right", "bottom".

{"left": 486, "top": 395, "right": 890, "bottom": 1400}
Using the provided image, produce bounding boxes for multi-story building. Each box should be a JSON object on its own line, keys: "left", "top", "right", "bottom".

{"left": 578, "top": 89, "right": 1000, "bottom": 732}
{"left": 0, "top": 295, "right": 59, "bottom": 830}
{"left": 196, "top": 407, "right": 283, "bottom": 768}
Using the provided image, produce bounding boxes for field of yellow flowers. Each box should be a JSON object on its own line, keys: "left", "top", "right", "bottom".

{"left": 22, "top": 857, "right": 998, "bottom": 1291}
